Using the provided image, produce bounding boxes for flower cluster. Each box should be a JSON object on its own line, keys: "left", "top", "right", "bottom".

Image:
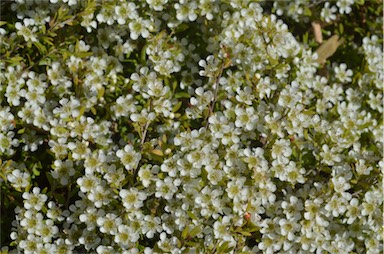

{"left": 0, "top": 0, "right": 382, "bottom": 253}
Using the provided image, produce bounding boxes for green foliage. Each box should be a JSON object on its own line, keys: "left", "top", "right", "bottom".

{"left": 0, "top": 0, "right": 382, "bottom": 253}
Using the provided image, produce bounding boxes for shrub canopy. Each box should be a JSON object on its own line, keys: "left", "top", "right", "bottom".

{"left": 0, "top": 0, "right": 383, "bottom": 253}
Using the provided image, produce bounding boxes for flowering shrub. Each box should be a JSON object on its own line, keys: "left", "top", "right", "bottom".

{"left": 0, "top": 0, "right": 383, "bottom": 253}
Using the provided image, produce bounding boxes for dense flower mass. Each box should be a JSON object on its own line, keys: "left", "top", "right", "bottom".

{"left": 0, "top": 0, "right": 382, "bottom": 253}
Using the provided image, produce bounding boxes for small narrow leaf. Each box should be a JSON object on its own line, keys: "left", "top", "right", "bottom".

{"left": 172, "top": 101, "right": 183, "bottom": 113}
{"left": 187, "top": 211, "right": 198, "bottom": 220}
{"left": 189, "top": 225, "right": 201, "bottom": 238}
{"left": 182, "top": 225, "right": 189, "bottom": 239}
{"left": 151, "top": 149, "right": 164, "bottom": 156}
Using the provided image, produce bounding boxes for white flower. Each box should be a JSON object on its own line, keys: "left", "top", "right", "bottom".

{"left": 77, "top": 174, "right": 100, "bottom": 193}
{"left": 22, "top": 187, "right": 48, "bottom": 211}
{"left": 226, "top": 177, "right": 248, "bottom": 202}
{"left": 155, "top": 177, "right": 180, "bottom": 200}
{"left": 234, "top": 106, "right": 258, "bottom": 130}
{"left": 281, "top": 196, "right": 303, "bottom": 220}
{"left": 345, "top": 198, "right": 360, "bottom": 224}
{"left": 129, "top": 18, "right": 150, "bottom": 40}
{"left": 116, "top": 144, "right": 142, "bottom": 171}
{"left": 278, "top": 218, "right": 299, "bottom": 241}
{"left": 20, "top": 210, "right": 44, "bottom": 234}
{"left": 87, "top": 185, "right": 111, "bottom": 208}
{"left": 320, "top": 144, "right": 342, "bottom": 166}
{"left": 96, "top": 213, "right": 121, "bottom": 235}
{"left": 213, "top": 216, "right": 233, "bottom": 241}
{"left": 15, "top": 20, "right": 38, "bottom": 42}
{"left": 141, "top": 215, "right": 162, "bottom": 238}
{"left": 51, "top": 159, "right": 75, "bottom": 185}
{"left": 146, "top": 0, "right": 168, "bottom": 11}
{"left": 67, "top": 141, "right": 91, "bottom": 160}
{"left": 115, "top": 224, "right": 140, "bottom": 247}
{"left": 147, "top": 80, "right": 170, "bottom": 97}
{"left": 334, "top": 63, "right": 353, "bottom": 83}
{"left": 236, "top": 86, "right": 255, "bottom": 105}
{"left": 119, "top": 187, "right": 147, "bottom": 211}
{"left": 7, "top": 169, "right": 30, "bottom": 190}
{"left": 0, "top": 131, "right": 19, "bottom": 155}
{"left": 115, "top": 2, "right": 138, "bottom": 24}
{"left": 321, "top": 3, "right": 337, "bottom": 23}
{"left": 207, "top": 168, "right": 223, "bottom": 185}
{"left": 324, "top": 194, "right": 347, "bottom": 217}
{"left": 138, "top": 164, "right": 158, "bottom": 187}
{"left": 36, "top": 219, "right": 59, "bottom": 243}
{"left": 336, "top": 0, "right": 354, "bottom": 14}
{"left": 271, "top": 138, "right": 292, "bottom": 160}
{"left": 174, "top": 1, "right": 197, "bottom": 22}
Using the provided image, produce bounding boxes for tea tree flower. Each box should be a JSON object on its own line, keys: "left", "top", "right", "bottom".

{"left": 20, "top": 210, "right": 44, "bottom": 234}
{"left": 174, "top": 1, "right": 198, "bottom": 22}
{"left": 2, "top": 0, "right": 383, "bottom": 252}
{"left": 77, "top": 174, "right": 100, "bottom": 193}
{"left": 7, "top": 169, "right": 30, "bottom": 190}
{"left": 334, "top": 63, "right": 353, "bottom": 83}
{"left": 22, "top": 187, "right": 47, "bottom": 211}
{"left": 226, "top": 177, "right": 248, "bottom": 202}
{"left": 51, "top": 159, "right": 76, "bottom": 185}
{"left": 337, "top": 0, "right": 354, "bottom": 14}
{"left": 119, "top": 187, "right": 147, "bottom": 211}
{"left": 321, "top": 3, "right": 337, "bottom": 23}
{"left": 345, "top": 198, "right": 360, "bottom": 224}
{"left": 155, "top": 177, "right": 180, "bottom": 200}
{"left": 87, "top": 185, "right": 111, "bottom": 208}
{"left": 36, "top": 219, "right": 59, "bottom": 243}
{"left": 15, "top": 20, "right": 38, "bottom": 42}
{"left": 213, "top": 216, "right": 233, "bottom": 241}
{"left": 141, "top": 215, "right": 162, "bottom": 239}
{"left": 96, "top": 213, "right": 121, "bottom": 235}
{"left": 129, "top": 18, "right": 150, "bottom": 40}
{"left": 116, "top": 144, "right": 141, "bottom": 171}
{"left": 319, "top": 144, "right": 342, "bottom": 166}
{"left": 271, "top": 138, "right": 292, "bottom": 161}
{"left": 114, "top": 224, "right": 139, "bottom": 248}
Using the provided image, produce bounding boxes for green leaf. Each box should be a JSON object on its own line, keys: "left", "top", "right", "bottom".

{"left": 303, "top": 7, "right": 312, "bottom": 16}
{"left": 185, "top": 241, "right": 198, "bottom": 247}
{"left": 33, "top": 42, "right": 47, "bottom": 54}
{"left": 174, "top": 23, "right": 189, "bottom": 34}
{"left": 172, "top": 101, "right": 183, "bottom": 113}
{"left": 97, "top": 87, "right": 105, "bottom": 99}
{"left": 32, "top": 164, "right": 41, "bottom": 177}
{"left": 187, "top": 211, "right": 198, "bottom": 220}
{"left": 172, "top": 80, "right": 178, "bottom": 92}
{"left": 77, "top": 106, "right": 86, "bottom": 120}
{"left": 182, "top": 225, "right": 189, "bottom": 239}
{"left": 75, "top": 51, "right": 93, "bottom": 58}
{"left": 175, "top": 92, "right": 190, "bottom": 99}
{"left": 238, "top": 230, "right": 252, "bottom": 237}
{"left": 140, "top": 43, "right": 148, "bottom": 64}
{"left": 151, "top": 149, "right": 164, "bottom": 157}
{"left": 201, "top": 168, "right": 208, "bottom": 184}
{"left": 189, "top": 225, "right": 201, "bottom": 238}
{"left": 90, "top": 107, "right": 97, "bottom": 115}
{"left": 303, "top": 32, "right": 309, "bottom": 44}
{"left": 218, "top": 242, "right": 230, "bottom": 253}
{"left": 6, "top": 56, "right": 23, "bottom": 64}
